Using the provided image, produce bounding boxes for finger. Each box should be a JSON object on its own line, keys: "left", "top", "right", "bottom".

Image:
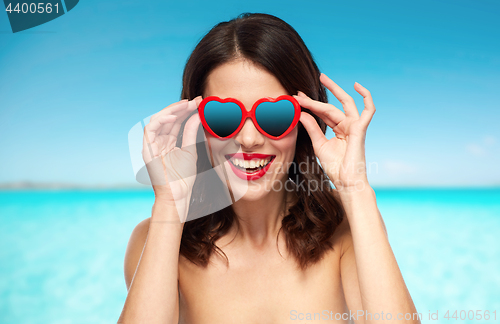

{"left": 354, "top": 82, "right": 376, "bottom": 129}
{"left": 142, "top": 130, "right": 160, "bottom": 165}
{"left": 181, "top": 112, "right": 202, "bottom": 151}
{"left": 193, "top": 95, "right": 203, "bottom": 106}
{"left": 144, "top": 115, "right": 178, "bottom": 145}
{"left": 294, "top": 91, "right": 345, "bottom": 126}
{"left": 163, "top": 96, "right": 202, "bottom": 138}
{"left": 158, "top": 107, "right": 194, "bottom": 136}
{"left": 150, "top": 99, "right": 189, "bottom": 122}
{"left": 299, "top": 112, "right": 328, "bottom": 152}
{"left": 143, "top": 115, "right": 178, "bottom": 164}
{"left": 320, "top": 73, "right": 360, "bottom": 118}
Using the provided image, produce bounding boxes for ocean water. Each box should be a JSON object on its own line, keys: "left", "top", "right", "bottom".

{"left": 0, "top": 188, "right": 499, "bottom": 323}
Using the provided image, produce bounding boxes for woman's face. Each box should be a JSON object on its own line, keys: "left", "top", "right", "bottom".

{"left": 202, "top": 59, "right": 298, "bottom": 201}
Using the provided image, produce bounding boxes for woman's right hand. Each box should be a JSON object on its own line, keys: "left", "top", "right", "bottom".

{"left": 142, "top": 97, "right": 203, "bottom": 221}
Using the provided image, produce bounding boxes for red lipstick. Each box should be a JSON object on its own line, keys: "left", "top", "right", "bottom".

{"left": 225, "top": 153, "right": 275, "bottom": 180}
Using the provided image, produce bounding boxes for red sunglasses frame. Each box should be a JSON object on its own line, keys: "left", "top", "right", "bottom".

{"left": 198, "top": 95, "right": 301, "bottom": 140}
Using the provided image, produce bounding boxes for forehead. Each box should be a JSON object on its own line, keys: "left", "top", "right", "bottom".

{"left": 203, "top": 60, "right": 288, "bottom": 105}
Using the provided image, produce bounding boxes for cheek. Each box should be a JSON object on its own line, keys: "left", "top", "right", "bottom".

{"left": 202, "top": 131, "right": 225, "bottom": 152}
{"left": 275, "top": 128, "right": 298, "bottom": 159}
{"left": 201, "top": 132, "right": 228, "bottom": 167}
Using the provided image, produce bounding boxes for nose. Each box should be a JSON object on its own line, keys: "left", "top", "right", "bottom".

{"left": 233, "top": 118, "right": 265, "bottom": 149}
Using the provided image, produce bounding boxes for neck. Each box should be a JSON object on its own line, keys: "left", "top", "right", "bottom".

{"left": 230, "top": 180, "right": 297, "bottom": 248}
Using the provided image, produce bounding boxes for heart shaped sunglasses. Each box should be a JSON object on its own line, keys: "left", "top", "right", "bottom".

{"left": 198, "top": 95, "right": 301, "bottom": 140}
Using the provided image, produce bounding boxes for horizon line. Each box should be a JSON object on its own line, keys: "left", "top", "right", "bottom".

{"left": 0, "top": 181, "right": 499, "bottom": 191}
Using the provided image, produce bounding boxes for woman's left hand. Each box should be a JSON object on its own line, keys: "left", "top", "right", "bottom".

{"left": 294, "top": 73, "right": 376, "bottom": 192}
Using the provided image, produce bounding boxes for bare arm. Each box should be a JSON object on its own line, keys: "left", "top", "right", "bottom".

{"left": 296, "top": 74, "right": 418, "bottom": 323}
{"left": 339, "top": 186, "right": 420, "bottom": 324}
{"left": 118, "top": 203, "right": 184, "bottom": 324}
{"left": 118, "top": 97, "right": 202, "bottom": 323}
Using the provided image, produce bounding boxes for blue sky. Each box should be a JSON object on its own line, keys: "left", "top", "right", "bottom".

{"left": 0, "top": 0, "right": 499, "bottom": 187}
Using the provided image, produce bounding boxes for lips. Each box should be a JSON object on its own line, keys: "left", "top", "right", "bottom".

{"left": 224, "top": 153, "right": 276, "bottom": 180}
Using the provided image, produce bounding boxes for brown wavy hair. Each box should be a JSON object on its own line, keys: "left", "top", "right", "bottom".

{"left": 177, "top": 13, "right": 345, "bottom": 270}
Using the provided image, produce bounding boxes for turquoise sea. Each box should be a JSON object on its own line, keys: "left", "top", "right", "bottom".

{"left": 1, "top": 188, "right": 499, "bottom": 323}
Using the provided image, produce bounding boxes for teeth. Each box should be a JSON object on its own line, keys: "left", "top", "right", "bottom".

{"left": 230, "top": 157, "right": 272, "bottom": 169}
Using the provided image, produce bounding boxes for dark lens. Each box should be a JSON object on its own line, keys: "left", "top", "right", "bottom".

{"left": 203, "top": 101, "right": 242, "bottom": 138}
{"left": 255, "top": 100, "right": 295, "bottom": 137}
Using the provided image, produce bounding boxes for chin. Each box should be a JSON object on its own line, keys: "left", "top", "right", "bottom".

{"left": 234, "top": 183, "right": 275, "bottom": 202}
{"left": 215, "top": 158, "right": 286, "bottom": 203}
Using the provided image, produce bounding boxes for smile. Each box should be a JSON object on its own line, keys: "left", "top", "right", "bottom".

{"left": 224, "top": 153, "right": 276, "bottom": 181}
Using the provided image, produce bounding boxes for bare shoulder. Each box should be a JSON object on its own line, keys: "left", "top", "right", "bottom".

{"left": 330, "top": 215, "right": 353, "bottom": 258}
{"left": 316, "top": 189, "right": 354, "bottom": 265}
{"left": 123, "top": 217, "right": 151, "bottom": 290}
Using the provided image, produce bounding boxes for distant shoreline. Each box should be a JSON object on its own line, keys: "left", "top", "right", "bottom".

{"left": 0, "top": 182, "right": 498, "bottom": 191}
{"left": 0, "top": 182, "right": 151, "bottom": 191}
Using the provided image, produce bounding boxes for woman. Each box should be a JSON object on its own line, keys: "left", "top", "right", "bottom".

{"left": 118, "top": 13, "right": 420, "bottom": 324}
